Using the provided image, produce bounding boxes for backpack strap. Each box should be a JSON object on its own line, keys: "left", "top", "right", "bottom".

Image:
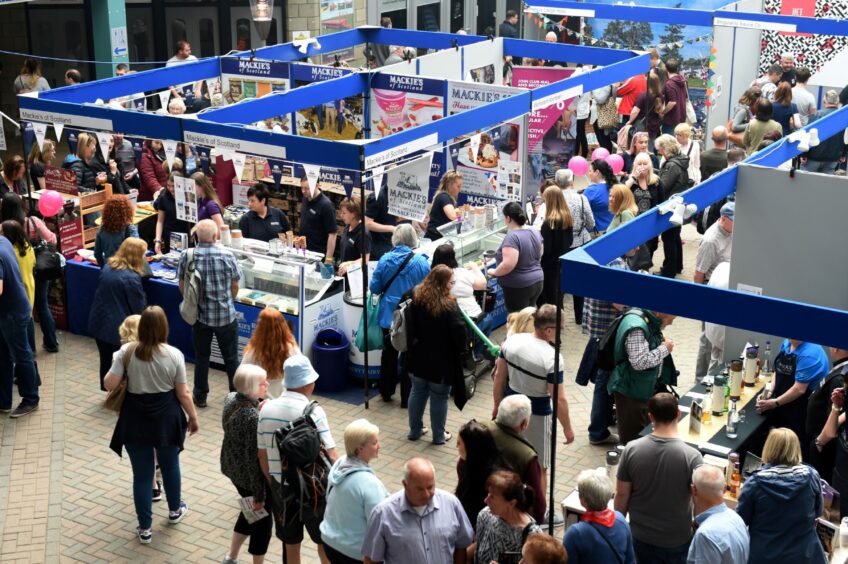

{"left": 302, "top": 400, "right": 319, "bottom": 419}
{"left": 503, "top": 353, "right": 548, "bottom": 382}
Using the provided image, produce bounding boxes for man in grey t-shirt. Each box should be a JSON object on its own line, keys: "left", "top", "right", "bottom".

{"left": 615, "top": 392, "right": 703, "bottom": 564}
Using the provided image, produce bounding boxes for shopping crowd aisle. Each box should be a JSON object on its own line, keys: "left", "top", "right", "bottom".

{"left": 0, "top": 225, "right": 704, "bottom": 563}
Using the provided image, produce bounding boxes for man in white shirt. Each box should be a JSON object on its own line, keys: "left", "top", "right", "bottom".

{"left": 791, "top": 67, "right": 817, "bottom": 127}
{"left": 166, "top": 41, "right": 198, "bottom": 66}
{"left": 752, "top": 64, "right": 781, "bottom": 102}
{"left": 258, "top": 354, "right": 338, "bottom": 564}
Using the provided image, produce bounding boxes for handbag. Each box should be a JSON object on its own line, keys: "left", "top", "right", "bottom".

{"left": 28, "top": 218, "right": 63, "bottom": 280}
{"left": 103, "top": 343, "right": 135, "bottom": 412}
{"left": 597, "top": 87, "right": 619, "bottom": 130}
{"left": 684, "top": 83, "right": 697, "bottom": 125}
{"left": 355, "top": 252, "right": 415, "bottom": 352}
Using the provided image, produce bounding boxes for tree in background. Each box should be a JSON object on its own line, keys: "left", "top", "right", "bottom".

{"left": 659, "top": 3, "right": 686, "bottom": 62}
{"left": 601, "top": 20, "right": 653, "bottom": 50}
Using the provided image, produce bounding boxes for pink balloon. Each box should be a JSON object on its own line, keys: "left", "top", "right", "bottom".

{"left": 606, "top": 154, "right": 625, "bottom": 175}
{"left": 38, "top": 190, "right": 64, "bottom": 218}
{"left": 568, "top": 156, "right": 589, "bottom": 177}
{"left": 591, "top": 147, "right": 610, "bottom": 161}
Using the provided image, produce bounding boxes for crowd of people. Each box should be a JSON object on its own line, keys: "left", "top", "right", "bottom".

{"left": 2, "top": 34, "right": 848, "bottom": 564}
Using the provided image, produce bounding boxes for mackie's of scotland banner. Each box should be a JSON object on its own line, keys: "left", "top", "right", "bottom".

{"left": 220, "top": 57, "right": 290, "bottom": 104}
{"left": 369, "top": 73, "right": 444, "bottom": 138}
{"left": 290, "top": 63, "right": 363, "bottom": 141}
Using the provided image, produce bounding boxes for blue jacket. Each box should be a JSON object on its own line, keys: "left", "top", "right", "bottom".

{"left": 88, "top": 265, "right": 146, "bottom": 345}
{"left": 319, "top": 456, "right": 389, "bottom": 559}
{"left": 563, "top": 511, "right": 635, "bottom": 564}
{"left": 369, "top": 245, "right": 430, "bottom": 329}
{"left": 736, "top": 463, "right": 826, "bottom": 564}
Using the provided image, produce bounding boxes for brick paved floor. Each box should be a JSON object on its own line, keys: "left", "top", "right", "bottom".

{"left": 0, "top": 225, "right": 706, "bottom": 563}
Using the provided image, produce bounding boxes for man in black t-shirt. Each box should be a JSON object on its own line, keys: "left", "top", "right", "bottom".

{"left": 808, "top": 346, "right": 848, "bottom": 482}
{"left": 238, "top": 183, "right": 292, "bottom": 243}
{"left": 299, "top": 176, "right": 337, "bottom": 262}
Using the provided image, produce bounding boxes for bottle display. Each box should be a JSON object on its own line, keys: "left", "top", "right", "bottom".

{"left": 712, "top": 375, "right": 726, "bottom": 417}
{"left": 726, "top": 399, "right": 738, "bottom": 439}
{"left": 744, "top": 346, "right": 759, "bottom": 387}
{"left": 726, "top": 452, "right": 739, "bottom": 493}
{"left": 763, "top": 340, "right": 773, "bottom": 375}
{"left": 702, "top": 387, "right": 713, "bottom": 425}
{"left": 729, "top": 359, "right": 744, "bottom": 400}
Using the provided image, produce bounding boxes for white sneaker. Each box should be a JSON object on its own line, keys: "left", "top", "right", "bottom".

{"left": 137, "top": 527, "right": 152, "bottom": 544}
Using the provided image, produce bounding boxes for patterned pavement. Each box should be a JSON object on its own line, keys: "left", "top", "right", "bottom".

{"left": 0, "top": 225, "right": 707, "bottom": 563}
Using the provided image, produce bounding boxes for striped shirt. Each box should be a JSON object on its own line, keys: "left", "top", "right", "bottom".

{"left": 256, "top": 391, "right": 335, "bottom": 482}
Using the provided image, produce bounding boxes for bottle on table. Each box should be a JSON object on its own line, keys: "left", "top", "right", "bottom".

{"left": 702, "top": 387, "right": 713, "bottom": 425}
{"left": 712, "top": 375, "right": 727, "bottom": 417}
{"left": 763, "top": 340, "right": 773, "bottom": 375}
{"left": 744, "top": 346, "right": 759, "bottom": 387}
{"left": 729, "top": 359, "right": 744, "bottom": 400}
{"left": 723, "top": 370, "right": 731, "bottom": 413}
{"left": 726, "top": 399, "right": 738, "bottom": 439}
{"left": 726, "top": 452, "right": 739, "bottom": 494}
{"left": 731, "top": 460, "right": 742, "bottom": 498}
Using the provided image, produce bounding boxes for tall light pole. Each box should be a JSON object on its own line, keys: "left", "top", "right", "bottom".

{"left": 249, "top": 0, "right": 274, "bottom": 47}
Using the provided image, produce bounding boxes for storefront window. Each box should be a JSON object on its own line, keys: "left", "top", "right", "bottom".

{"left": 127, "top": 7, "right": 155, "bottom": 71}
{"left": 449, "top": 0, "right": 464, "bottom": 33}
{"left": 416, "top": 2, "right": 440, "bottom": 32}
{"left": 27, "top": 7, "right": 90, "bottom": 87}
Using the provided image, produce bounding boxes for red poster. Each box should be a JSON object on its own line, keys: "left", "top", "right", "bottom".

{"left": 43, "top": 165, "right": 79, "bottom": 195}
{"left": 779, "top": 0, "right": 814, "bottom": 36}
{"left": 511, "top": 66, "right": 576, "bottom": 152}
{"left": 58, "top": 210, "right": 84, "bottom": 259}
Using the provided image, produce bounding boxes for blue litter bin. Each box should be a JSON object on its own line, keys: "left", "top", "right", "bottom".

{"left": 312, "top": 328, "right": 350, "bottom": 393}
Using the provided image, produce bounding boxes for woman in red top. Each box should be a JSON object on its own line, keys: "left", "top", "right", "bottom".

{"left": 138, "top": 140, "right": 168, "bottom": 201}
{"left": 616, "top": 73, "right": 647, "bottom": 124}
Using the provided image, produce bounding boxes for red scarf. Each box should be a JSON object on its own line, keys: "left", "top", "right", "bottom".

{"left": 581, "top": 508, "right": 615, "bottom": 527}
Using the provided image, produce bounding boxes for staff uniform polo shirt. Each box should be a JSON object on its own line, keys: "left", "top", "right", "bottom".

{"left": 300, "top": 191, "right": 337, "bottom": 256}
{"left": 779, "top": 339, "right": 829, "bottom": 390}
{"left": 238, "top": 206, "right": 291, "bottom": 243}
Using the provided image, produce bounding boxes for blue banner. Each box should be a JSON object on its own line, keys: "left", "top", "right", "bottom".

{"left": 268, "top": 158, "right": 286, "bottom": 191}
{"left": 289, "top": 63, "right": 352, "bottom": 83}
{"left": 196, "top": 146, "right": 211, "bottom": 174}
{"left": 220, "top": 57, "right": 291, "bottom": 80}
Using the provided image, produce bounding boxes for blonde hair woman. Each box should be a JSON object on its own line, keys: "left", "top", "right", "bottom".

{"left": 506, "top": 306, "right": 536, "bottom": 337}
{"left": 27, "top": 138, "right": 56, "bottom": 191}
{"left": 88, "top": 238, "right": 149, "bottom": 390}
{"left": 63, "top": 132, "right": 107, "bottom": 193}
{"left": 426, "top": 170, "right": 463, "bottom": 240}
{"left": 539, "top": 186, "right": 573, "bottom": 305}
{"left": 624, "top": 152, "right": 661, "bottom": 216}
{"left": 321, "top": 419, "right": 389, "bottom": 562}
{"left": 736, "top": 428, "right": 826, "bottom": 563}
{"left": 607, "top": 184, "right": 638, "bottom": 231}
{"left": 674, "top": 122, "right": 701, "bottom": 184}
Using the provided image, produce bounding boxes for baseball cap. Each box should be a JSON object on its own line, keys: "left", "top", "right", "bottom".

{"left": 283, "top": 354, "right": 320, "bottom": 389}
{"left": 720, "top": 201, "right": 735, "bottom": 221}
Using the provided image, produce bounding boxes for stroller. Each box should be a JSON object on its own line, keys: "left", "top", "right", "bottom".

{"left": 459, "top": 288, "right": 500, "bottom": 399}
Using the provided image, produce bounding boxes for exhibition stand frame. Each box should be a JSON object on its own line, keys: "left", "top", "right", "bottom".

{"left": 559, "top": 104, "right": 848, "bottom": 350}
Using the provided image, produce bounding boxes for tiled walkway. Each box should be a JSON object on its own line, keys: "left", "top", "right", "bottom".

{"left": 0, "top": 225, "right": 706, "bottom": 563}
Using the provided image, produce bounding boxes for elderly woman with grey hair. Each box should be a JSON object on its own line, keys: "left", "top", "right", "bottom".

{"left": 369, "top": 223, "right": 431, "bottom": 406}
{"left": 563, "top": 467, "right": 636, "bottom": 564}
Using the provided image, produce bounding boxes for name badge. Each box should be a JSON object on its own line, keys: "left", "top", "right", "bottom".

{"left": 271, "top": 222, "right": 280, "bottom": 227}
{"left": 310, "top": 209, "right": 317, "bottom": 215}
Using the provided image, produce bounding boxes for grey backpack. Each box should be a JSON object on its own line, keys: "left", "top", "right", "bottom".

{"left": 179, "top": 248, "right": 203, "bottom": 325}
{"left": 390, "top": 296, "right": 415, "bottom": 353}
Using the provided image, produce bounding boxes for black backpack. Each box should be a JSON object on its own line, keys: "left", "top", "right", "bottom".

{"left": 596, "top": 309, "right": 644, "bottom": 371}
{"left": 273, "top": 401, "right": 332, "bottom": 524}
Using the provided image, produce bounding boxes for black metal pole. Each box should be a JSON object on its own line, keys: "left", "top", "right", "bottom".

{"left": 548, "top": 265, "right": 563, "bottom": 536}
{"left": 361, "top": 172, "right": 369, "bottom": 410}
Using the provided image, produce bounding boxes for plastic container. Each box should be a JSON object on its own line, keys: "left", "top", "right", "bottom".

{"left": 312, "top": 328, "right": 350, "bottom": 393}
{"left": 342, "top": 292, "right": 381, "bottom": 385}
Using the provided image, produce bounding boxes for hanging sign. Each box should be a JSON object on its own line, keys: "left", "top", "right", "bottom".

{"left": 32, "top": 122, "right": 47, "bottom": 151}
{"left": 268, "top": 158, "right": 285, "bottom": 191}
{"left": 96, "top": 131, "right": 112, "bottom": 164}
{"left": 162, "top": 139, "right": 178, "bottom": 170}
{"left": 220, "top": 57, "right": 290, "bottom": 104}
{"left": 370, "top": 73, "right": 444, "bottom": 139}
{"left": 183, "top": 130, "right": 287, "bottom": 160}
{"left": 19, "top": 108, "right": 112, "bottom": 131}
{"left": 53, "top": 122, "right": 64, "bottom": 142}
{"left": 385, "top": 153, "right": 434, "bottom": 222}
{"left": 232, "top": 152, "right": 246, "bottom": 183}
{"left": 303, "top": 164, "right": 321, "bottom": 198}
{"left": 44, "top": 166, "right": 79, "bottom": 195}
{"left": 174, "top": 176, "right": 198, "bottom": 223}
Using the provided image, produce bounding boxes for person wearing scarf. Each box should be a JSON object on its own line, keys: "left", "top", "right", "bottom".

{"left": 564, "top": 468, "right": 635, "bottom": 564}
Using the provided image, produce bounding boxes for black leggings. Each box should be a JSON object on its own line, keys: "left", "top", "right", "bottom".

{"left": 593, "top": 120, "right": 613, "bottom": 152}
{"left": 575, "top": 118, "right": 589, "bottom": 157}
{"left": 379, "top": 329, "right": 410, "bottom": 404}
{"left": 660, "top": 226, "right": 683, "bottom": 276}
{"left": 503, "top": 281, "right": 543, "bottom": 313}
{"left": 234, "top": 484, "right": 273, "bottom": 556}
{"left": 96, "top": 339, "right": 120, "bottom": 392}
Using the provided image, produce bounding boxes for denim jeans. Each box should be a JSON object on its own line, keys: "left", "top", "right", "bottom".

{"left": 407, "top": 375, "right": 451, "bottom": 443}
{"left": 801, "top": 159, "right": 838, "bottom": 174}
{"left": 34, "top": 276, "right": 58, "bottom": 350}
{"left": 632, "top": 538, "right": 690, "bottom": 564}
{"left": 124, "top": 444, "right": 182, "bottom": 529}
{"left": 191, "top": 319, "right": 239, "bottom": 401}
{"left": 588, "top": 369, "right": 615, "bottom": 442}
{"left": 0, "top": 314, "right": 40, "bottom": 409}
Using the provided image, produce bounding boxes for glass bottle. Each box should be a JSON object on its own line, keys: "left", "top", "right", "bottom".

{"left": 726, "top": 452, "right": 739, "bottom": 493}
{"left": 731, "top": 461, "right": 742, "bottom": 498}
{"left": 729, "top": 359, "right": 744, "bottom": 400}
{"left": 763, "top": 340, "right": 773, "bottom": 375}
{"left": 712, "top": 375, "right": 726, "bottom": 417}
{"left": 702, "top": 387, "right": 713, "bottom": 425}
{"left": 723, "top": 370, "right": 730, "bottom": 413}
{"left": 726, "top": 399, "right": 738, "bottom": 439}
{"left": 744, "top": 346, "right": 759, "bottom": 387}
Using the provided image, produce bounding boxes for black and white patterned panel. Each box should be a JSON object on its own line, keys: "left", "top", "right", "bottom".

{"left": 758, "top": 0, "right": 848, "bottom": 76}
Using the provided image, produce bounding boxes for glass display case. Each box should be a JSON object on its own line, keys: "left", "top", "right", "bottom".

{"left": 419, "top": 219, "right": 506, "bottom": 265}
{"left": 230, "top": 247, "right": 337, "bottom": 317}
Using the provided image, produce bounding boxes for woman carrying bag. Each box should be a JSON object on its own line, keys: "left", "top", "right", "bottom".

{"left": 105, "top": 306, "right": 199, "bottom": 545}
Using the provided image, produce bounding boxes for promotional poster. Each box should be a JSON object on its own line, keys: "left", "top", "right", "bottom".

{"left": 370, "top": 73, "right": 444, "bottom": 138}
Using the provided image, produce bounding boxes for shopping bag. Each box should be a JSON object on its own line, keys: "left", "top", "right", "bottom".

{"left": 355, "top": 292, "right": 384, "bottom": 352}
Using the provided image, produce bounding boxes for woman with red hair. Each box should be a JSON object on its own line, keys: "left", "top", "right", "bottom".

{"left": 241, "top": 308, "right": 300, "bottom": 399}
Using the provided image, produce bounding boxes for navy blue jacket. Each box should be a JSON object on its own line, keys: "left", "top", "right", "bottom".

{"left": 88, "top": 265, "right": 146, "bottom": 345}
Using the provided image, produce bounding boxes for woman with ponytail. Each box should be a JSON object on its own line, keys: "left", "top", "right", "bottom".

{"left": 487, "top": 202, "right": 543, "bottom": 313}
{"left": 470, "top": 470, "right": 542, "bottom": 564}
{"left": 582, "top": 159, "right": 616, "bottom": 233}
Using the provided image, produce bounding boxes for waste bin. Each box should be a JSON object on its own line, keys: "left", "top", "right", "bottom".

{"left": 342, "top": 291, "right": 381, "bottom": 386}
{"left": 312, "top": 328, "right": 350, "bottom": 392}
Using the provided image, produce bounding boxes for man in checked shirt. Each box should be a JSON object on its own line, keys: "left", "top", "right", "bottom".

{"left": 606, "top": 308, "right": 678, "bottom": 444}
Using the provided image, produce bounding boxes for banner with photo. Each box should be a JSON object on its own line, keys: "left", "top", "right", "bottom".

{"left": 290, "top": 63, "right": 363, "bottom": 140}
{"left": 511, "top": 66, "right": 577, "bottom": 187}
{"left": 447, "top": 81, "right": 525, "bottom": 205}
{"left": 319, "top": 0, "right": 355, "bottom": 63}
{"left": 291, "top": 163, "right": 360, "bottom": 198}
{"left": 385, "top": 154, "right": 434, "bottom": 223}
{"left": 220, "top": 57, "right": 290, "bottom": 104}
{"left": 370, "top": 73, "right": 444, "bottom": 138}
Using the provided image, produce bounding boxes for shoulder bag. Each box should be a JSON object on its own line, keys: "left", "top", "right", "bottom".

{"left": 104, "top": 343, "right": 136, "bottom": 412}
{"left": 28, "top": 218, "right": 64, "bottom": 280}
{"left": 597, "top": 86, "right": 619, "bottom": 130}
{"left": 587, "top": 522, "right": 625, "bottom": 564}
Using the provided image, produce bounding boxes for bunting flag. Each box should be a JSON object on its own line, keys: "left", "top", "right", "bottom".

{"left": 469, "top": 133, "right": 482, "bottom": 164}
{"left": 232, "top": 153, "right": 246, "bottom": 183}
{"left": 53, "top": 122, "right": 64, "bottom": 143}
{"left": 162, "top": 139, "right": 178, "bottom": 170}
{"left": 32, "top": 122, "right": 47, "bottom": 151}
{"left": 371, "top": 165, "right": 386, "bottom": 199}
{"left": 96, "top": 131, "right": 112, "bottom": 164}
{"left": 303, "top": 163, "right": 321, "bottom": 199}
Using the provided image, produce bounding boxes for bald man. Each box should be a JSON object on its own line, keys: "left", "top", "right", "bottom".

{"left": 363, "top": 457, "right": 473, "bottom": 564}
{"left": 700, "top": 126, "right": 729, "bottom": 182}
{"left": 177, "top": 219, "right": 242, "bottom": 407}
{"left": 688, "top": 465, "right": 749, "bottom": 563}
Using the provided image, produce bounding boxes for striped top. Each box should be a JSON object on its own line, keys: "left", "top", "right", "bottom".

{"left": 256, "top": 391, "right": 335, "bottom": 482}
